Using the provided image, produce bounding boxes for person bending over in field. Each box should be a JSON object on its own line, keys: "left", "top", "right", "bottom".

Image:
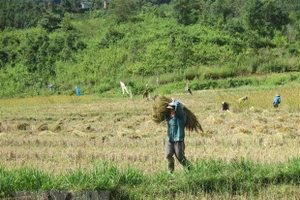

{"left": 273, "top": 94, "right": 281, "bottom": 108}
{"left": 238, "top": 96, "right": 248, "bottom": 104}
{"left": 165, "top": 99, "right": 190, "bottom": 173}
{"left": 222, "top": 101, "right": 230, "bottom": 111}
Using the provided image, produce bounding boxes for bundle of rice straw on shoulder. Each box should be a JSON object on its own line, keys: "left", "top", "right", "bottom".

{"left": 152, "top": 95, "right": 203, "bottom": 133}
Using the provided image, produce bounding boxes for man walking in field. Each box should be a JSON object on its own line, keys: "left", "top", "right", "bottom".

{"left": 165, "top": 98, "right": 190, "bottom": 173}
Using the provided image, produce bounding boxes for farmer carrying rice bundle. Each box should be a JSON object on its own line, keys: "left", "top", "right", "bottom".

{"left": 152, "top": 95, "right": 203, "bottom": 133}
{"left": 152, "top": 95, "right": 203, "bottom": 173}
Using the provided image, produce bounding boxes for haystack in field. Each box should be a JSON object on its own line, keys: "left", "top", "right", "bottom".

{"left": 152, "top": 95, "right": 203, "bottom": 133}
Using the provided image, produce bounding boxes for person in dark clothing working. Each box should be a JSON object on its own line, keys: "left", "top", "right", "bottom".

{"left": 222, "top": 101, "right": 230, "bottom": 111}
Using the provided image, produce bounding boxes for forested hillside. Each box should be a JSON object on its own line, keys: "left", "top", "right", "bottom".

{"left": 0, "top": 0, "right": 300, "bottom": 98}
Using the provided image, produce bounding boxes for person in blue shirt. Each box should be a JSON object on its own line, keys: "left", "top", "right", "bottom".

{"left": 273, "top": 94, "right": 281, "bottom": 108}
{"left": 165, "top": 99, "right": 189, "bottom": 173}
{"left": 75, "top": 85, "right": 81, "bottom": 96}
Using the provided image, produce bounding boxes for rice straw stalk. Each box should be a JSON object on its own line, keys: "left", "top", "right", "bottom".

{"left": 152, "top": 95, "right": 203, "bottom": 133}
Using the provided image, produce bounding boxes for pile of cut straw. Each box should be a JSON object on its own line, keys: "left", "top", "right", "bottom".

{"left": 152, "top": 95, "right": 203, "bottom": 133}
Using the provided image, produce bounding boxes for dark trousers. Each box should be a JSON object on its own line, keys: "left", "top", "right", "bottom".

{"left": 165, "top": 140, "right": 188, "bottom": 173}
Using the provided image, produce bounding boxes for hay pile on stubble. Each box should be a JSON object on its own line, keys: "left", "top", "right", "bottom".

{"left": 152, "top": 95, "right": 203, "bottom": 133}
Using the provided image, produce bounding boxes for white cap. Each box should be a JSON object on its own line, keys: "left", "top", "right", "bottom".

{"left": 167, "top": 105, "right": 175, "bottom": 109}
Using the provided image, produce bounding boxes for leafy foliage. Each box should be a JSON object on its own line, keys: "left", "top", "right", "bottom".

{"left": 243, "top": 0, "right": 289, "bottom": 37}
{"left": 0, "top": 0, "right": 299, "bottom": 98}
{"left": 171, "top": 0, "right": 202, "bottom": 25}
{"left": 109, "top": 0, "right": 139, "bottom": 23}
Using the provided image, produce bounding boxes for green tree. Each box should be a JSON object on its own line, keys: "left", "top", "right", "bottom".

{"left": 211, "top": 0, "right": 234, "bottom": 24}
{"left": 242, "top": 0, "right": 265, "bottom": 31}
{"left": 0, "top": 0, "right": 45, "bottom": 30}
{"left": 109, "top": 0, "right": 139, "bottom": 23}
{"left": 243, "top": 0, "right": 289, "bottom": 38}
{"left": 61, "top": 0, "right": 72, "bottom": 12}
{"left": 61, "top": 13, "right": 74, "bottom": 31}
{"left": 171, "top": 0, "right": 202, "bottom": 25}
{"left": 39, "top": 11, "right": 62, "bottom": 31}
{"left": 263, "top": 1, "right": 289, "bottom": 32}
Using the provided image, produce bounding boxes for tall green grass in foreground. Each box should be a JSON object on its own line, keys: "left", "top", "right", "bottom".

{"left": 2, "top": 158, "right": 300, "bottom": 199}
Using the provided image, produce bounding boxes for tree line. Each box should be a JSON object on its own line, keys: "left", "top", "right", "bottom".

{"left": 1, "top": 0, "right": 299, "bottom": 37}
{"left": 0, "top": 0, "right": 299, "bottom": 97}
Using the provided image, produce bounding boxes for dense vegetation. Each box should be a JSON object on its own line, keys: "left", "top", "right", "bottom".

{"left": 2, "top": 158, "right": 300, "bottom": 199}
{"left": 0, "top": 0, "right": 300, "bottom": 98}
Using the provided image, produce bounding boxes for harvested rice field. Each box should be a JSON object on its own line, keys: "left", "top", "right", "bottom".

{"left": 0, "top": 86, "right": 299, "bottom": 175}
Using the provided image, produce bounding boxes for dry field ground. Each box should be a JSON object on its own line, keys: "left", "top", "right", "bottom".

{"left": 0, "top": 86, "right": 299, "bottom": 176}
